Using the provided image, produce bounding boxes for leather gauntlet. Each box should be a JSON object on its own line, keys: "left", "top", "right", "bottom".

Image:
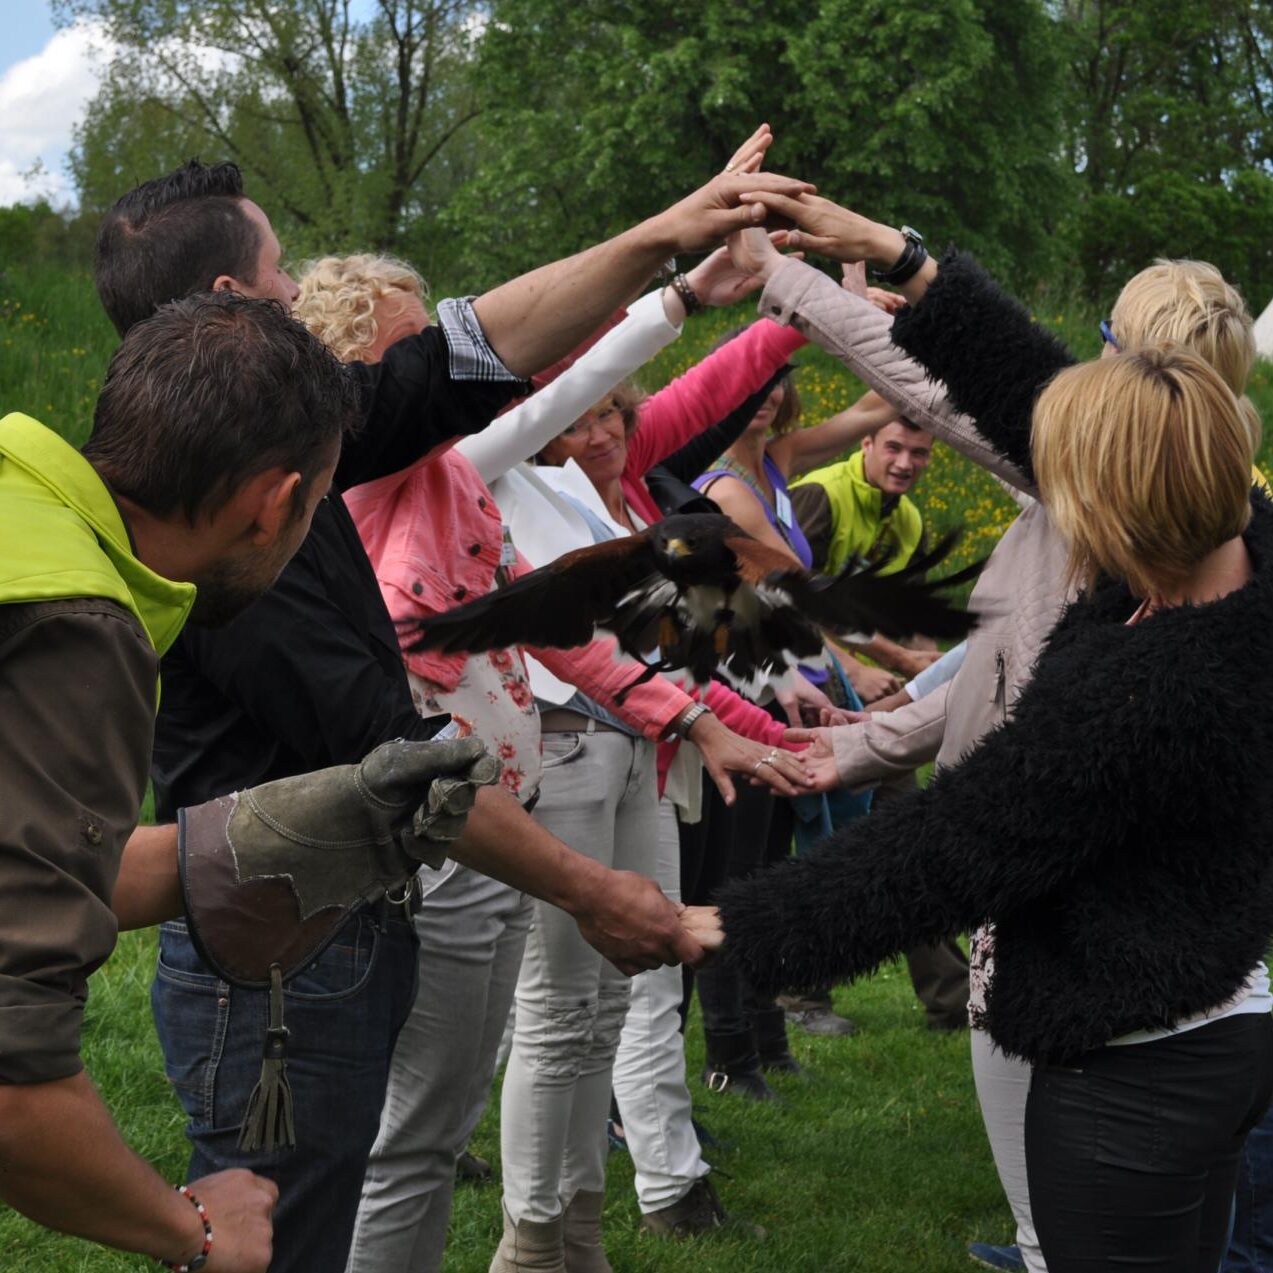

{"left": 178, "top": 737, "right": 500, "bottom": 986}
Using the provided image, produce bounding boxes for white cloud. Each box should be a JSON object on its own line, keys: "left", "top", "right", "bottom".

{"left": 0, "top": 18, "right": 115, "bottom": 206}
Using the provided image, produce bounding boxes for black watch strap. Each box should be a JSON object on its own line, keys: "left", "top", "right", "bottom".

{"left": 872, "top": 226, "right": 927, "bottom": 286}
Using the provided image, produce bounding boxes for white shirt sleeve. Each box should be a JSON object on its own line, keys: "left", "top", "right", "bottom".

{"left": 454, "top": 289, "right": 683, "bottom": 485}
{"left": 904, "top": 640, "right": 968, "bottom": 702}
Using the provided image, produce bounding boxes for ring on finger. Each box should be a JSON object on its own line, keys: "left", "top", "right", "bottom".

{"left": 753, "top": 757, "right": 772, "bottom": 773}
{"left": 724, "top": 162, "right": 736, "bottom": 172}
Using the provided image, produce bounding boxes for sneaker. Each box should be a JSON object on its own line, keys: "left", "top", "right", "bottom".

{"left": 785, "top": 1006, "right": 858, "bottom": 1037}
{"left": 967, "top": 1242, "right": 1025, "bottom": 1271}
{"left": 455, "top": 1149, "right": 493, "bottom": 1183}
{"left": 606, "top": 1117, "right": 628, "bottom": 1154}
{"left": 639, "top": 1178, "right": 765, "bottom": 1240}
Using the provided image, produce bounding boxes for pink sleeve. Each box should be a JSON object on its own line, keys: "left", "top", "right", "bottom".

{"left": 624, "top": 319, "right": 808, "bottom": 476}
{"left": 703, "top": 681, "right": 793, "bottom": 748}
{"left": 529, "top": 636, "right": 690, "bottom": 741}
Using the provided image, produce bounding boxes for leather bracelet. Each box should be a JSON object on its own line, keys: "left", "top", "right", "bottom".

{"left": 872, "top": 226, "right": 927, "bottom": 286}
{"left": 669, "top": 273, "right": 703, "bottom": 316}
{"left": 163, "top": 1185, "right": 213, "bottom": 1272}
{"left": 676, "top": 702, "right": 713, "bottom": 739}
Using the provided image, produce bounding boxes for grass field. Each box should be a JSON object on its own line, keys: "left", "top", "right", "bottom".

{"left": 1, "top": 260, "right": 1272, "bottom": 1270}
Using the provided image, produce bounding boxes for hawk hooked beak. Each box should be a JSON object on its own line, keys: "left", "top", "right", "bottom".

{"left": 664, "top": 537, "right": 691, "bottom": 559}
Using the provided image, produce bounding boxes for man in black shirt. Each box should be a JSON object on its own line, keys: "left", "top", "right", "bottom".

{"left": 97, "top": 156, "right": 813, "bottom": 1270}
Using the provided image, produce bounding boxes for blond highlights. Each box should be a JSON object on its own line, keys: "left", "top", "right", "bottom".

{"left": 294, "top": 254, "right": 430, "bottom": 363}
{"left": 1033, "top": 347, "right": 1253, "bottom": 599}
{"left": 1111, "top": 259, "right": 1261, "bottom": 449}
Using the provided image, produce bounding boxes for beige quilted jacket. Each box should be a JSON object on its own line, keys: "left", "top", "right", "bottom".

{"left": 758, "top": 259, "right": 1074, "bottom": 784}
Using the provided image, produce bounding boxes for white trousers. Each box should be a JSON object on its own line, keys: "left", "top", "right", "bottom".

{"left": 501, "top": 729, "right": 658, "bottom": 1224}
{"left": 612, "top": 800, "right": 711, "bottom": 1211}
{"left": 971, "top": 1026, "right": 1047, "bottom": 1272}
{"left": 345, "top": 865, "right": 532, "bottom": 1273}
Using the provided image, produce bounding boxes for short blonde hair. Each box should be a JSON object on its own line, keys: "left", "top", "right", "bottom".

{"left": 1111, "top": 259, "right": 1261, "bottom": 448}
{"left": 1033, "top": 346, "right": 1253, "bottom": 599}
{"left": 294, "top": 254, "right": 430, "bottom": 363}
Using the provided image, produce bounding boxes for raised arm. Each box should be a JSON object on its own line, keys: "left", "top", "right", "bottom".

{"left": 470, "top": 130, "right": 813, "bottom": 378}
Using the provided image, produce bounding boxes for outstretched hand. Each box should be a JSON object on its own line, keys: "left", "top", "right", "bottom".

{"left": 656, "top": 171, "right": 816, "bottom": 255}
{"left": 724, "top": 123, "right": 773, "bottom": 176}
{"left": 779, "top": 726, "right": 847, "bottom": 793}
{"left": 684, "top": 710, "right": 813, "bottom": 805}
{"left": 572, "top": 870, "right": 703, "bottom": 975}
{"left": 840, "top": 261, "right": 907, "bottom": 314}
{"left": 739, "top": 191, "right": 902, "bottom": 268}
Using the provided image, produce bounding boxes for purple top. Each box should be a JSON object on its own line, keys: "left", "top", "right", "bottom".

{"left": 695, "top": 451, "right": 825, "bottom": 684}
{"left": 695, "top": 452, "right": 814, "bottom": 568}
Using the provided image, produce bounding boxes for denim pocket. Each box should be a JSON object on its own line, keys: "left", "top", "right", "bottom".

{"left": 541, "top": 730, "right": 585, "bottom": 769}
{"left": 284, "top": 911, "right": 380, "bottom": 1002}
{"left": 155, "top": 919, "right": 221, "bottom": 991}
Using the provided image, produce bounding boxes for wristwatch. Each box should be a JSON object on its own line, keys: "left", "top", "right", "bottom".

{"left": 871, "top": 226, "right": 927, "bottom": 286}
{"left": 676, "top": 702, "right": 713, "bottom": 739}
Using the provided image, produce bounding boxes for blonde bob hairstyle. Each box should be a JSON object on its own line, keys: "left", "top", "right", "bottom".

{"left": 293, "top": 254, "right": 430, "bottom": 364}
{"left": 1111, "top": 258, "right": 1260, "bottom": 448}
{"left": 1033, "top": 346, "right": 1254, "bottom": 600}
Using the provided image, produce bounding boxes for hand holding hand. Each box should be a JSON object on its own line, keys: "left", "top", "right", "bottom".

{"left": 191, "top": 1169, "right": 277, "bottom": 1273}
{"left": 780, "top": 726, "right": 844, "bottom": 793}
{"left": 738, "top": 192, "right": 903, "bottom": 267}
{"left": 656, "top": 169, "right": 816, "bottom": 255}
{"left": 679, "top": 905, "right": 725, "bottom": 958}
{"left": 844, "top": 658, "right": 903, "bottom": 703}
{"left": 895, "top": 647, "right": 944, "bottom": 680}
{"left": 571, "top": 869, "right": 702, "bottom": 975}
{"left": 683, "top": 710, "right": 812, "bottom": 803}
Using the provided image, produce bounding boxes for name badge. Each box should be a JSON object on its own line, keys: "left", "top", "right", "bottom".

{"left": 775, "top": 489, "right": 794, "bottom": 529}
{"left": 499, "top": 525, "right": 518, "bottom": 567}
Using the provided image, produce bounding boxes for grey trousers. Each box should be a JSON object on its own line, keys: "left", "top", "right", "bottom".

{"left": 345, "top": 865, "right": 532, "bottom": 1273}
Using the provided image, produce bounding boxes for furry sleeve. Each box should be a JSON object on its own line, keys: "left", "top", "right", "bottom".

{"left": 890, "top": 251, "right": 1076, "bottom": 485}
{"left": 717, "top": 622, "right": 1168, "bottom": 996}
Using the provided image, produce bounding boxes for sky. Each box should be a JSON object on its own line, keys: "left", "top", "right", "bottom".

{"left": 0, "top": 0, "right": 113, "bottom": 206}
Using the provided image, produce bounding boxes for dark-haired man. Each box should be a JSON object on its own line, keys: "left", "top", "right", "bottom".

{"left": 0, "top": 293, "right": 362, "bottom": 1270}
{"left": 98, "top": 155, "right": 814, "bottom": 1271}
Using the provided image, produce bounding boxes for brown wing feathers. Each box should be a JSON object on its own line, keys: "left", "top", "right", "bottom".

{"left": 405, "top": 534, "right": 661, "bottom": 656}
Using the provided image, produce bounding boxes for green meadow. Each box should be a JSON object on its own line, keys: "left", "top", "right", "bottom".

{"left": 2, "top": 261, "right": 1272, "bottom": 1270}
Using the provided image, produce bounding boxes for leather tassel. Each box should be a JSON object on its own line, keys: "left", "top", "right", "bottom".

{"left": 237, "top": 964, "right": 296, "bottom": 1152}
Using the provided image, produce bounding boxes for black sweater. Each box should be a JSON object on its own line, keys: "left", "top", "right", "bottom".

{"left": 720, "top": 257, "right": 1273, "bottom": 1064}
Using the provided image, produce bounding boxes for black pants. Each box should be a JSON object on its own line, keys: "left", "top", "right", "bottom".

{"left": 1026, "top": 1013, "right": 1273, "bottom": 1273}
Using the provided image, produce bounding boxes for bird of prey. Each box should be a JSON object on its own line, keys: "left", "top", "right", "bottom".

{"left": 406, "top": 513, "right": 980, "bottom": 699}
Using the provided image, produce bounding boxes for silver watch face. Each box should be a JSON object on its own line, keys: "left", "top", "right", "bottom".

{"left": 899, "top": 225, "right": 923, "bottom": 245}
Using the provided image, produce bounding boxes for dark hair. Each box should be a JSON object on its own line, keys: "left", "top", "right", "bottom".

{"left": 711, "top": 322, "right": 801, "bottom": 435}
{"left": 83, "top": 292, "right": 359, "bottom": 522}
{"left": 95, "top": 160, "right": 261, "bottom": 337}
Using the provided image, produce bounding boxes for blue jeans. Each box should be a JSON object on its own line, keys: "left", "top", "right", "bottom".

{"left": 1225, "top": 1099, "right": 1273, "bottom": 1271}
{"left": 152, "top": 912, "right": 419, "bottom": 1273}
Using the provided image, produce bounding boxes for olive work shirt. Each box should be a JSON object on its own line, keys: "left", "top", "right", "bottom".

{"left": 0, "top": 599, "right": 154, "bottom": 1083}
{"left": 152, "top": 304, "right": 525, "bottom": 817}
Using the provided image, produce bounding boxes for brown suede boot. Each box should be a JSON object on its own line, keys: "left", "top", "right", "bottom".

{"left": 561, "top": 1189, "right": 613, "bottom": 1273}
{"left": 489, "top": 1203, "right": 567, "bottom": 1273}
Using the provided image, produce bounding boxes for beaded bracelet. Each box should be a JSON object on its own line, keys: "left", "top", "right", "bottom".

{"left": 163, "top": 1184, "right": 213, "bottom": 1272}
{"left": 668, "top": 273, "right": 703, "bottom": 316}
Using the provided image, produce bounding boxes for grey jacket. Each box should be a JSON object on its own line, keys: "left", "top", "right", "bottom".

{"left": 758, "top": 259, "right": 1073, "bottom": 783}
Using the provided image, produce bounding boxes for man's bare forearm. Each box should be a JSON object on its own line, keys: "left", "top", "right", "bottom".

{"left": 114, "top": 824, "right": 183, "bottom": 931}
{"left": 471, "top": 219, "right": 673, "bottom": 379}
{"left": 0, "top": 1072, "right": 204, "bottom": 1262}
{"left": 447, "top": 785, "right": 607, "bottom": 919}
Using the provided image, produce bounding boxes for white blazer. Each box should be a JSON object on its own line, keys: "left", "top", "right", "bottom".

{"left": 454, "top": 288, "right": 683, "bottom": 704}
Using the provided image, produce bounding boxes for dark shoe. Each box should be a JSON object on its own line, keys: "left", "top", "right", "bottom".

{"left": 785, "top": 1006, "right": 858, "bottom": 1037}
{"left": 967, "top": 1242, "right": 1025, "bottom": 1271}
{"left": 457, "top": 1149, "right": 493, "bottom": 1183}
{"left": 701, "top": 1063, "right": 778, "bottom": 1101}
{"left": 702, "top": 1028, "right": 779, "bottom": 1102}
{"left": 639, "top": 1178, "right": 766, "bottom": 1241}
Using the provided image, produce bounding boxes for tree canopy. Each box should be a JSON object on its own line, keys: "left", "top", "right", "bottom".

{"left": 37, "top": 0, "right": 1273, "bottom": 309}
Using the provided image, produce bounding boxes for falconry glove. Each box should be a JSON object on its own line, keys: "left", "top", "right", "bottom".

{"left": 178, "top": 736, "right": 499, "bottom": 988}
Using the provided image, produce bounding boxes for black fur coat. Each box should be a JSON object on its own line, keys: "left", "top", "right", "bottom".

{"left": 720, "top": 255, "right": 1273, "bottom": 1064}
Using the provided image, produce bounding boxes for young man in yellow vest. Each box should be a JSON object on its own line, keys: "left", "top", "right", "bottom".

{"left": 791, "top": 416, "right": 939, "bottom": 697}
